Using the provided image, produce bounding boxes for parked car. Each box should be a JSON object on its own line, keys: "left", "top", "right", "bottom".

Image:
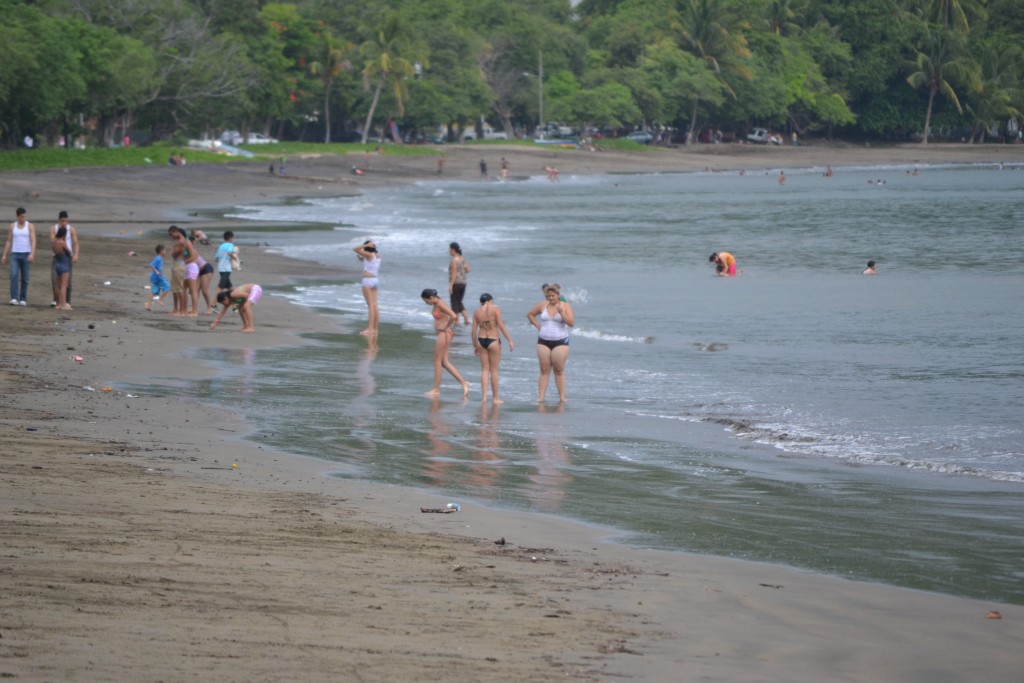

{"left": 626, "top": 130, "right": 654, "bottom": 145}
{"left": 747, "top": 128, "right": 770, "bottom": 144}
{"left": 220, "top": 131, "right": 279, "bottom": 145}
{"left": 484, "top": 130, "right": 509, "bottom": 140}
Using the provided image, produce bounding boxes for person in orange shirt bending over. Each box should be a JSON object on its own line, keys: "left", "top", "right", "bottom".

{"left": 709, "top": 251, "right": 738, "bottom": 277}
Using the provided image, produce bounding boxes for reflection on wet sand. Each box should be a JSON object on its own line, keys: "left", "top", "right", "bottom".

{"left": 526, "top": 403, "right": 572, "bottom": 510}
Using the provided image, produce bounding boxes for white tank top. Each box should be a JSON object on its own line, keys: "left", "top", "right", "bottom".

{"left": 11, "top": 222, "right": 31, "bottom": 253}
{"left": 362, "top": 255, "right": 380, "bottom": 277}
{"left": 52, "top": 224, "right": 72, "bottom": 250}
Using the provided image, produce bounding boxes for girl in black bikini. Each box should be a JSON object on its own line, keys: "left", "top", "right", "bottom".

{"left": 471, "top": 293, "right": 515, "bottom": 404}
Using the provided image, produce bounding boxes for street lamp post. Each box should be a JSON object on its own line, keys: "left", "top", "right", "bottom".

{"left": 524, "top": 51, "right": 544, "bottom": 139}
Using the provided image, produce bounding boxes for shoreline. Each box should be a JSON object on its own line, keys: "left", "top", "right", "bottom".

{"left": 3, "top": 144, "right": 1023, "bottom": 681}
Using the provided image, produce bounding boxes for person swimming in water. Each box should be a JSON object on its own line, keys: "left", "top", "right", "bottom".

{"left": 421, "top": 288, "right": 470, "bottom": 398}
{"left": 863, "top": 260, "right": 877, "bottom": 275}
{"left": 471, "top": 293, "right": 515, "bottom": 404}
{"left": 709, "top": 251, "right": 738, "bottom": 276}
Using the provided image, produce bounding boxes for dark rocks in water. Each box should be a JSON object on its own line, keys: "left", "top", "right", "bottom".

{"left": 693, "top": 342, "right": 729, "bottom": 352}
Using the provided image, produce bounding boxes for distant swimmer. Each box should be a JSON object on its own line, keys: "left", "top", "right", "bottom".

{"left": 709, "top": 251, "right": 738, "bottom": 277}
{"left": 863, "top": 260, "right": 877, "bottom": 275}
{"left": 824, "top": 165, "right": 834, "bottom": 177}
{"left": 778, "top": 170, "right": 786, "bottom": 186}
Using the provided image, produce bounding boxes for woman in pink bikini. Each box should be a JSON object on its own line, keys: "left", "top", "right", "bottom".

{"left": 421, "top": 288, "right": 470, "bottom": 398}
{"left": 209, "top": 283, "right": 262, "bottom": 332}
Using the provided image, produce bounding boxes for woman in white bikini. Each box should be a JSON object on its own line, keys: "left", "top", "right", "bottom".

{"left": 353, "top": 239, "right": 380, "bottom": 336}
{"left": 527, "top": 283, "right": 575, "bottom": 403}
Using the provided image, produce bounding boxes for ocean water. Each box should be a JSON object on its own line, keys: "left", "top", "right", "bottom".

{"left": 149, "top": 162, "right": 1024, "bottom": 603}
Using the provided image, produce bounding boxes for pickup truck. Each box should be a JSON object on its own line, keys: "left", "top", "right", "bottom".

{"left": 747, "top": 127, "right": 770, "bottom": 144}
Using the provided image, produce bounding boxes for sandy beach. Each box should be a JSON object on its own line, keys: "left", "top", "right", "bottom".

{"left": 2, "top": 142, "right": 1022, "bottom": 682}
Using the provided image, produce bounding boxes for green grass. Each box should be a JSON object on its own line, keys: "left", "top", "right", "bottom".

{"left": 0, "top": 140, "right": 441, "bottom": 172}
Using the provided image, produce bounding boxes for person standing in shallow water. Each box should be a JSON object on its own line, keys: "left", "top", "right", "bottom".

{"left": 421, "top": 288, "right": 470, "bottom": 398}
{"left": 863, "top": 260, "right": 877, "bottom": 275}
{"left": 527, "top": 283, "right": 575, "bottom": 403}
{"left": 447, "top": 242, "right": 470, "bottom": 325}
{"left": 353, "top": 240, "right": 380, "bottom": 336}
{"left": 472, "top": 293, "right": 515, "bottom": 404}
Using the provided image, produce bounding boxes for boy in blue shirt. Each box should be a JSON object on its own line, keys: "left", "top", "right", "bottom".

{"left": 215, "top": 231, "right": 238, "bottom": 295}
{"left": 146, "top": 244, "right": 170, "bottom": 310}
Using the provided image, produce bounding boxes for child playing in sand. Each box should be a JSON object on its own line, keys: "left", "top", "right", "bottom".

{"left": 145, "top": 244, "right": 170, "bottom": 310}
{"left": 209, "top": 283, "right": 262, "bottom": 332}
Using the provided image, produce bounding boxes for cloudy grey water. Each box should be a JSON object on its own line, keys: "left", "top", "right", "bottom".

{"left": 157, "top": 163, "right": 1024, "bottom": 603}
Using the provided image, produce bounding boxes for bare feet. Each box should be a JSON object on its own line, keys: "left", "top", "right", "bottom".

{"left": 424, "top": 389, "right": 440, "bottom": 397}
{"left": 187, "top": 311, "right": 198, "bottom": 317}
{"left": 204, "top": 308, "right": 214, "bottom": 315}
{"left": 144, "top": 303, "right": 151, "bottom": 311}
{"left": 241, "top": 328, "right": 255, "bottom": 333}
{"left": 493, "top": 398, "right": 504, "bottom": 404}
{"left": 62, "top": 304, "right": 73, "bottom": 311}
{"left": 462, "top": 381, "right": 471, "bottom": 397}
{"left": 359, "top": 329, "right": 377, "bottom": 336}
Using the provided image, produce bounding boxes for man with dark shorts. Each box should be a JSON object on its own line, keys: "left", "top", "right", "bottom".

{"left": 215, "top": 231, "right": 237, "bottom": 295}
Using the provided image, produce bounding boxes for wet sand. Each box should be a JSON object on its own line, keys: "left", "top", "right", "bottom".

{"left": 1, "top": 142, "right": 1022, "bottom": 681}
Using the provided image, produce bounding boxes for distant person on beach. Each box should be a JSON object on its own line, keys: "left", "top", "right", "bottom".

{"left": 421, "top": 288, "right": 471, "bottom": 397}
{"left": 51, "top": 226, "right": 73, "bottom": 310}
{"left": 500, "top": 157, "right": 509, "bottom": 180}
{"left": 353, "top": 239, "right": 380, "bottom": 336}
{"left": 824, "top": 165, "right": 834, "bottom": 177}
{"left": 447, "top": 242, "right": 471, "bottom": 325}
{"left": 167, "top": 226, "right": 189, "bottom": 315}
{"left": 779, "top": 170, "right": 786, "bottom": 186}
{"left": 210, "top": 283, "right": 262, "bottom": 332}
{"left": 146, "top": 244, "right": 170, "bottom": 310}
{"left": 190, "top": 229, "right": 210, "bottom": 245}
{"left": 50, "top": 211, "right": 78, "bottom": 308}
{"left": 709, "top": 251, "right": 737, "bottom": 277}
{"left": 472, "top": 293, "right": 515, "bottom": 404}
{"left": 215, "top": 231, "right": 237, "bottom": 295}
{"left": 479, "top": 159, "right": 488, "bottom": 179}
{"left": 863, "top": 260, "right": 877, "bottom": 275}
{"left": 3, "top": 207, "right": 37, "bottom": 306}
{"left": 437, "top": 153, "right": 446, "bottom": 175}
{"left": 527, "top": 283, "right": 575, "bottom": 403}
{"left": 179, "top": 228, "right": 201, "bottom": 316}
{"left": 196, "top": 245, "right": 215, "bottom": 314}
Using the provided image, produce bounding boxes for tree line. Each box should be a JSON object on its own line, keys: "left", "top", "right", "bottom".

{"left": 1, "top": 0, "right": 1021, "bottom": 149}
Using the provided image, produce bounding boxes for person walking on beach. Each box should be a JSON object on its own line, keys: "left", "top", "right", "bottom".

{"left": 146, "top": 244, "right": 170, "bottom": 310}
{"left": 421, "top": 288, "right": 471, "bottom": 398}
{"left": 49, "top": 211, "right": 79, "bottom": 308}
{"left": 353, "top": 239, "right": 380, "bottom": 336}
{"left": 447, "top": 242, "right": 471, "bottom": 325}
{"left": 3, "top": 208, "right": 37, "bottom": 306}
{"left": 479, "top": 158, "right": 488, "bottom": 179}
{"left": 168, "top": 226, "right": 189, "bottom": 316}
{"left": 215, "top": 231, "right": 238, "bottom": 296}
{"left": 437, "top": 153, "right": 446, "bottom": 175}
{"left": 51, "top": 225, "right": 73, "bottom": 310}
{"left": 210, "top": 283, "right": 262, "bottom": 332}
{"left": 527, "top": 283, "right": 575, "bottom": 403}
{"left": 472, "top": 293, "right": 515, "bottom": 404}
{"left": 709, "top": 251, "right": 738, "bottom": 277}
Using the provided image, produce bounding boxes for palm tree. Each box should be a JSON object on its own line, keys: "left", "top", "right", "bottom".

{"left": 309, "top": 28, "right": 352, "bottom": 144}
{"left": 919, "top": 0, "right": 987, "bottom": 33}
{"left": 359, "top": 13, "right": 418, "bottom": 145}
{"left": 766, "top": 0, "right": 806, "bottom": 36}
{"left": 670, "top": 0, "right": 752, "bottom": 144}
{"left": 963, "top": 39, "right": 1023, "bottom": 142}
{"left": 905, "top": 27, "right": 978, "bottom": 144}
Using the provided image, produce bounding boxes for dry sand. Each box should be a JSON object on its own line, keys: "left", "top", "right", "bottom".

{"left": 2, "top": 143, "right": 1022, "bottom": 682}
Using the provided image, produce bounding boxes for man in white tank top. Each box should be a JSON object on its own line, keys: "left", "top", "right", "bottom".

{"left": 50, "top": 211, "right": 79, "bottom": 306}
{"left": 2, "top": 207, "right": 37, "bottom": 305}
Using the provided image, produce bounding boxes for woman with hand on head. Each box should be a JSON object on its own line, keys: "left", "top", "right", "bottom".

{"left": 527, "top": 283, "right": 574, "bottom": 403}
{"left": 353, "top": 239, "right": 380, "bottom": 336}
{"left": 421, "top": 288, "right": 470, "bottom": 398}
{"left": 471, "top": 293, "right": 514, "bottom": 404}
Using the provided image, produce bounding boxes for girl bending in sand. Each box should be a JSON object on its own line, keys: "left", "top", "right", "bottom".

{"left": 210, "top": 283, "right": 262, "bottom": 332}
{"left": 421, "top": 288, "right": 470, "bottom": 398}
